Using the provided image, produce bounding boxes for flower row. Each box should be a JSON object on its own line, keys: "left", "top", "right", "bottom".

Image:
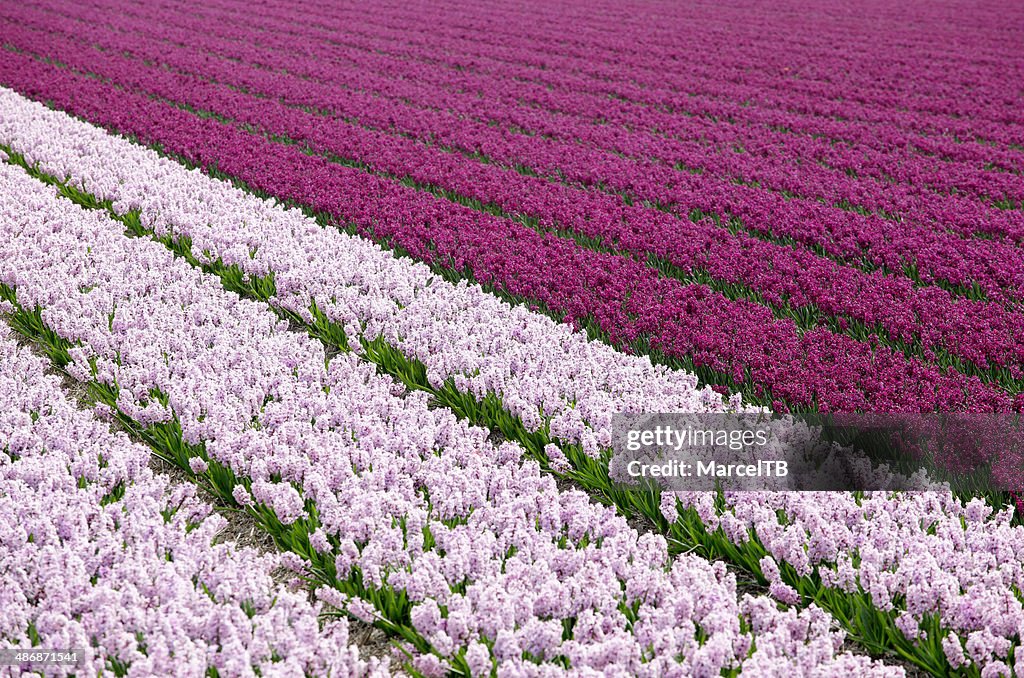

{"left": 0, "top": 85, "right": 730, "bottom": 481}
{"left": 175, "top": 0, "right": 1024, "bottom": 167}
{"left": 20, "top": 0, "right": 1023, "bottom": 222}
{"left": 17, "top": 10, "right": 1022, "bottom": 382}
{"left": 0, "top": 325, "right": 382, "bottom": 677}
{"left": 20, "top": 0, "right": 1024, "bottom": 261}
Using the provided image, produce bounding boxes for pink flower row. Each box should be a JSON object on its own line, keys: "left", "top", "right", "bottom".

{"left": 0, "top": 329, "right": 382, "bottom": 677}
{"left": 669, "top": 488, "right": 1024, "bottom": 675}
{"left": 0, "top": 85, "right": 730, "bottom": 477}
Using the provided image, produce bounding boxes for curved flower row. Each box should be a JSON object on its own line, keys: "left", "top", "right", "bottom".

{"left": 0, "top": 330, "right": 382, "bottom": 677}
{"left": 0, "top": 52, "right": 1017, "bottom": 418}
{"left": 0, "top": 156, "right": 899, "bottom": 676}
{"left": 2, "top": 88, "right": 1022, "bottom": 675}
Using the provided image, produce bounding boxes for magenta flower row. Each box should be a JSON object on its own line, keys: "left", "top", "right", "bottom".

{"left": 104, "top": 0, "right": 1024, "bottom": 155}
{"left": 44, "top": 0, "right": 1023, "bottom": 217}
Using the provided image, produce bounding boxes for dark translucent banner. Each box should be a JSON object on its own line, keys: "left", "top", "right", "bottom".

{"left": 609, "top": 413, "right": 1024, "bottom": 492}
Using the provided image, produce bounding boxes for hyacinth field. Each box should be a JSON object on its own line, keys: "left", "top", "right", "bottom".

{"left": 0, "top": 0, "right": 1023, "bottom": 675}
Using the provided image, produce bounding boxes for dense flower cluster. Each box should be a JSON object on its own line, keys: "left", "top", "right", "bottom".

{"left": 669, "top": 490, "right": 1024, "bottom": 673}
{"left": 0, "top": 331, "right": 382, "bottom": 677}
